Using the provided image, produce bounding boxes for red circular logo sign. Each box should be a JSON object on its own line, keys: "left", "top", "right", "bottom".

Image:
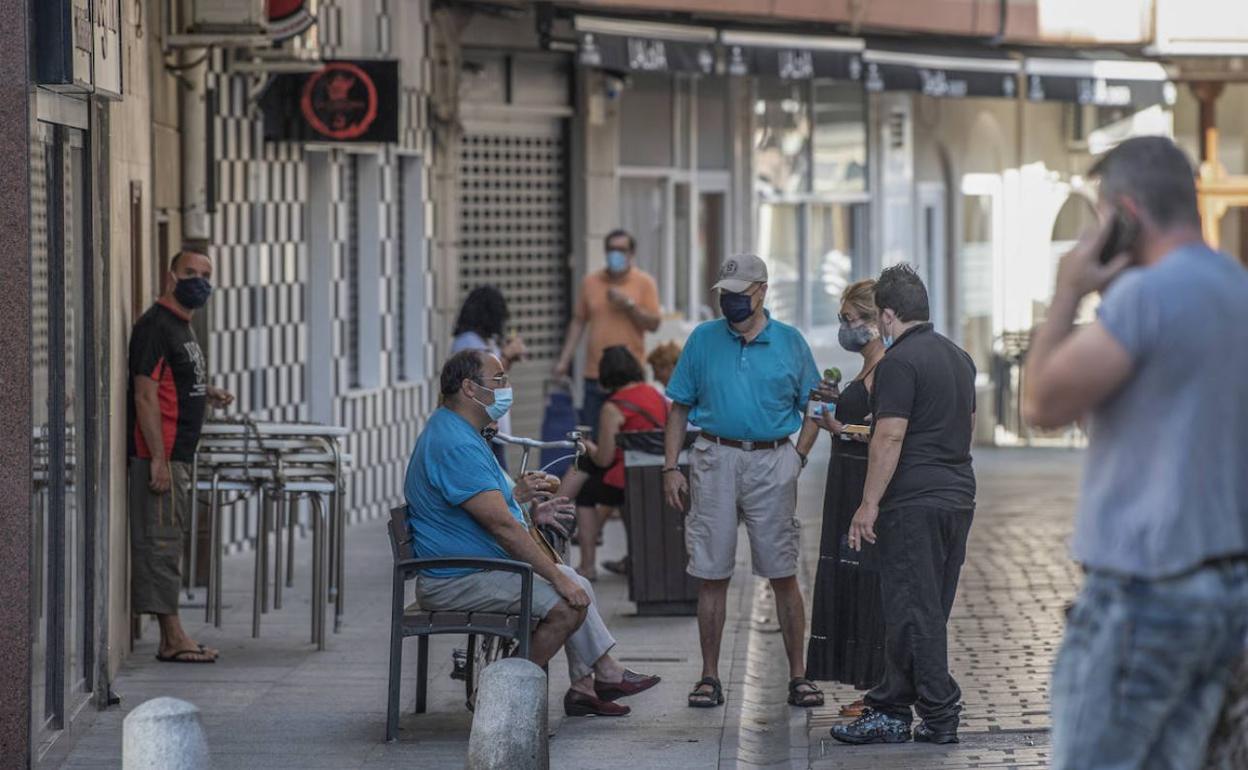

{"left": 300, "top": 62, "right": 379, "bottom": 141}
{"left": 267, "top": 0, "right": 304, "bottom": 20}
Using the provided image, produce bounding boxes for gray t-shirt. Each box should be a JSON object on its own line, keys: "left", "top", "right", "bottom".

{"left": 1075, "top": 243, "right": 1248, "bottom": 578}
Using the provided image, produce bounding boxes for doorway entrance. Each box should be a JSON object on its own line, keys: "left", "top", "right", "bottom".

{"left": 30, "top": 119, "right": 100, "bottom": 751}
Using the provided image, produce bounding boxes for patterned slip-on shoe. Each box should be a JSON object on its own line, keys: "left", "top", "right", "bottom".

{"left": 828, "top": 708, "right": 912, "bottom": 745}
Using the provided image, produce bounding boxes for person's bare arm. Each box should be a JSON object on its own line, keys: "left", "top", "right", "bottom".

{"left": 662, "top": 402, "right": 691, "bottom": 510}
{"left": 1023, "top": 220, "right": 1133, "bottom": 429}
{"left": 624, "top": 301, "right": 661, "bottom": 332}
{"left": 795, "top": 416, "right": 820, "bottom": 462}
{"left": 134, "top": 375, "right": 171, "bottom": 493}
{"left": 554, "top": 316, "right": 587, "bottom": 378}
{"left": 590, "top": 402, "right": 624, "bottom": 468}
{"left": 1023, "top": 312, "right": 1132, "bottom": 429}
{"left": 460, "top": 490, "right": 590, "bottom": 607}
{"left": 847, "top": 416, "right": 908, "bottom": 550}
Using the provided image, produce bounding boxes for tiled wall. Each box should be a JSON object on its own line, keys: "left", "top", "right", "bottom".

{"left": 204, "top": 0, "right": 436, "bottom": 550}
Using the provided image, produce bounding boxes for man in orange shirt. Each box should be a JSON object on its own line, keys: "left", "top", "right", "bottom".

{"left": 554, "top": 229, "right": 661, "bottom": 434}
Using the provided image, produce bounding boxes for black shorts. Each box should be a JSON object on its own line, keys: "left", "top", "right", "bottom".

{"left": 574, "top": 454, "right": 625, "bottom": 507}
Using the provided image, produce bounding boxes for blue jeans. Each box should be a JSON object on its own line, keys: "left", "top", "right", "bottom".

{"left": 1051, "top": 560, "right": 1248, "bottom": 770}
{"left": 580, "top": 378, "right": 607, "bottom": 438}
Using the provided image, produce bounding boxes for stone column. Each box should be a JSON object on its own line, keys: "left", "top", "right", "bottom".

{"left": 122, "top": 697, "right": 211, "bottom": 769}
{"left": 0, "top": 0, "right": 32, "bottom": 763}
{"left": 466, "top": 658, "right": 549, "bottom": 770}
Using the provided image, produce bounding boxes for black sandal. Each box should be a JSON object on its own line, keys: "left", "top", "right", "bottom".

{"left": 688, "top": 676, "right": 724, "bottom": 708}
{"left": 788, "top": 677, "right": 824, "bottom": 708}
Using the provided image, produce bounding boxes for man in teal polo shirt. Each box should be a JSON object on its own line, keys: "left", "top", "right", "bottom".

{"left": 662, "top": 254, "right": 824, "bottom": 710}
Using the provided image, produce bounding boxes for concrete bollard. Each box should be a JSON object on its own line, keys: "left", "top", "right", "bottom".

{"left": 122, "top": 697, "right": 211, "bottom": 770}
{"left": 467, "top": 657, "right": 549, "bottom": 770}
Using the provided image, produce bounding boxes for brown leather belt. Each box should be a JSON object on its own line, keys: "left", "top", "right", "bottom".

{"left": 700, "top": 432, "right": 789, "bottom": 451}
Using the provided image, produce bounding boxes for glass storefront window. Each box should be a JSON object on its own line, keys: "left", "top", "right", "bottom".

{"left": 961, "top": 194, "right": 995, "bottom": 372}
{"left": 754, "top": 80, "right": 810, "bottom": 197}
{"left": 812, "top": 82, "right": 867, "bottom": 195}
{"left": 756, "top": 203, "right": 802, "bottom": 326}
{"left": 31, "top": 124, "right": 52, "bottom": 732}
{"left": 753, "top": 79, "right": 869, "bottom": 331}
{"left": 809, "top": 203, "right": 866, "bottom": 328}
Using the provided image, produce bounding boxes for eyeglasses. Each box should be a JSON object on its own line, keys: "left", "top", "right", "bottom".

{"left": 477, "top": 374, "right": 510, "bottom": 388}
{"left": 838, "top": 313, "right": 861, "bottom": 325}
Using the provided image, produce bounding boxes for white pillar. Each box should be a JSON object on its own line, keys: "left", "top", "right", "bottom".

{"left": 122, "top": 697, "right": 210, "bottom": 770}
{"left": 466, "top": 658, "right": 549, "bottom": 770}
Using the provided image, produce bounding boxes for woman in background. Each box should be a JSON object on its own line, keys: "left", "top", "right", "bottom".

{"left": 647, "top": 341, "right": 682, "bottom": 389}
{"left": 806, "top": 279, "right": 887, "bottom": 717}
{"left": 451, "top": 285, "right": 527, "bottom": 470}
{"left": 567, "top": 346, "right": 668, "bottom": 581}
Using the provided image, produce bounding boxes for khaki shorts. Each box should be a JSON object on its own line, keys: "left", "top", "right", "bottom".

{"left": 129, "top": 458, "right": 193, "bottom": 616}
{"left": 416, "top": 568, "right": 563, "bottom": 619}
{"left": 416, "top": 564, "right": 616, "bottom": 681}
{"left": 685, "top": 436, "right": 801, "bottom": 580}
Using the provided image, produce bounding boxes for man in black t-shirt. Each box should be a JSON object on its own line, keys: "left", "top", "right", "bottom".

{"left": 128, "top": 249, "right": 233, "bottom": 663}
{"left": 830, "top": 264, "right": 976, "bottom": 746}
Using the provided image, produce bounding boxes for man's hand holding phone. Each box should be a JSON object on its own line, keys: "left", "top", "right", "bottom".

{"left": 1057, "top": 211, "right": 1134, "bottom": 299}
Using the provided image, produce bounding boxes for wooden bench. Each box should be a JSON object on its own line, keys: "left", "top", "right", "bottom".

{"left": 385, "top": 506, "right": 534, "bottom": 741}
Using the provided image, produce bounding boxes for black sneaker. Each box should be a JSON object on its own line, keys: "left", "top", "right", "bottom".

{"left": 913, "top": 721, "right": 959, "bottom": 744}
{"left": 828, "top": 708, "right": 912, "bottom": 745}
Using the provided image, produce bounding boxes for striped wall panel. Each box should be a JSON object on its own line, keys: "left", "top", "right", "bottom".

{"left": 203, "top": 0, "right": 437, "bottom": 551}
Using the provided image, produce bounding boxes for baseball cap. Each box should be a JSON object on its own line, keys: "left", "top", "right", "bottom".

{"left": 711, "top": 254, "right": 769, "bottom": 294}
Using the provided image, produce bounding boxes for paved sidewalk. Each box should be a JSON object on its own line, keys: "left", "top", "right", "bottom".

{"left": 52, "top": 492, "right": 762, "bottom": 768}
{"left": 51, "top": 445, "right": 1083, "bottom": 769}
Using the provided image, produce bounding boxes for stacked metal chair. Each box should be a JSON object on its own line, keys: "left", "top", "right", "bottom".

{"left": 190, "top": 418, "right": 351, "bottom": 650}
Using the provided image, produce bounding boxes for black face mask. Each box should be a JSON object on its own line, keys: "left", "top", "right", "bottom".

{"left": 173, "top": 276, "right": 213, "bottom": 309}
{"left": 719, "top": 291, "right": 754, "bottom": 324}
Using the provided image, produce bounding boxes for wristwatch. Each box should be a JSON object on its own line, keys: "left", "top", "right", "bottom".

{"left": 661, "top": 466, "right": 681, "bottom": 474}
{"left": 797, "top": 452, "right": 808, "bottom": 469}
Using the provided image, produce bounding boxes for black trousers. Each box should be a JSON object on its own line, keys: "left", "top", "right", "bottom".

{"left": 864, "top": 505, "right": 973, "bottom": 731}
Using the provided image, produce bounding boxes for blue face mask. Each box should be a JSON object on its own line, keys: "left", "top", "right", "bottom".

{"left": 174, "top": 276, "right": 213, "bottom": 309}
{"left": 606, "top": 250, "right": 630, "bottom": 274}
{"left": 719, "top": 291, "right": 754, "bottom": 324}
{"left": 472, "top": 385, "right": 514, "bottom": 422}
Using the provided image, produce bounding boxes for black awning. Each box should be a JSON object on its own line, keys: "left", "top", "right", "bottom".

{"left": 862, "top": 43, "right": 1021, "bottom": 99}
{"left": 719, "top": 31, "right": 864, "bottom": 81}
{"left": 1022, "top": 55, "right": 1174, "bottom": 108}
{"left": 574, "top": 17, "right": 717, "bottom": 75}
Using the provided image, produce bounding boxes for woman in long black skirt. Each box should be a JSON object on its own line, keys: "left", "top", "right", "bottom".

{"left": 806, "top": 279, "right": 887, "bottom": 716}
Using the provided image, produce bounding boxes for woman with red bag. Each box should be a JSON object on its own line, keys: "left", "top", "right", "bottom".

{"left": 564, "top": 345, "right": 669, "bottom": 581}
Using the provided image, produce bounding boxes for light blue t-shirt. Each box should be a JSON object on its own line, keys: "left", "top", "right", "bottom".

{"left": 1076, "top": 243, "right": 1248, "bottom": 578}
{"left": 665, "top": 314, "right": 820, "bottom": 441}
{"left": 403, "top": 407, "right": 526, "bottom": 578}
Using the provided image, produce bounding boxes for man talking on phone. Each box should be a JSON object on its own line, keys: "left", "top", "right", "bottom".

{"left": 1024, "top": 136, "right": 1248, "bottom": 769}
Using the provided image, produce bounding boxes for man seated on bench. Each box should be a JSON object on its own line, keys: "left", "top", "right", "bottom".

{"left": 404, "top": 350, "right": 660, "bottom": 717}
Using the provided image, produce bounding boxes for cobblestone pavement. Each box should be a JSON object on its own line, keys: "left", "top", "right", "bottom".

{"left": 802, "top": 447, "right": 1085, "bottom": 769}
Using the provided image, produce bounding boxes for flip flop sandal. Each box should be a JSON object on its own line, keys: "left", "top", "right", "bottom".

{"left": 788, "top": 677, "right": 824, "bottom": 708}
{"left": 688, "top": 676, "right": 724, "bottom": 708}
{"left": 156, "top": 648, "right": 217, "bottom": 664}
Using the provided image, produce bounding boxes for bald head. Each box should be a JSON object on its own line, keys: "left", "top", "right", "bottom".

{"left": 166, "top": 250, "right": 213, "bottom": 292}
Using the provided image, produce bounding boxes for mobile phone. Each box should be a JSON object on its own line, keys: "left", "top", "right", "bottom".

{"left": 1098, "top": 209, "right": 1139, "bottom": 265}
